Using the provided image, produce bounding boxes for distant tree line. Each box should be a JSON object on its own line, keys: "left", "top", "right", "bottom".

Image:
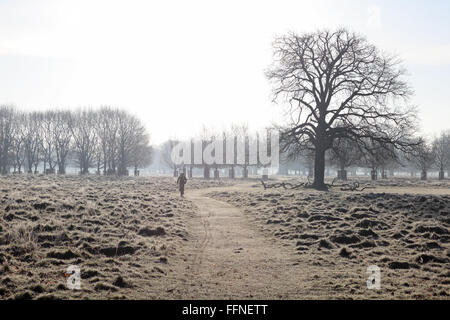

{"left": 0, "top": 105, "right": 152, "bottom": 176}
{"left": 284, "top": 130, "right": 450, "bottom": 181}
{"left": 158, "top": 124, "right": 275, "bottom": 179}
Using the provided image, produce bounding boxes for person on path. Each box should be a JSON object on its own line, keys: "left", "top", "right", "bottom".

{"left": 177, "top": 172, "right": 187, "bottom": 197}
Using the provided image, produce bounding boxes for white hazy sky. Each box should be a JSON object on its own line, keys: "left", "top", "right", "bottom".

{"left": 0, "top": 0, "right": 449, "bottom": 144}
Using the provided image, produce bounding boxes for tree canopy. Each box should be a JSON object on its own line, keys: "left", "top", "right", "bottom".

{"left": 267, "top": 28, "right": 419, "bottom": 189}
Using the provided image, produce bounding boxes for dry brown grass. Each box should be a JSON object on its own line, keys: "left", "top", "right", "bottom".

{"left": 0, "top": 174, "right": 229, "bottom": 300}
{"left": 1, "top": 174, "right": 449, "bottom": 299}
{"left": 208, "top": 179, "right": 450, "bottom": 299}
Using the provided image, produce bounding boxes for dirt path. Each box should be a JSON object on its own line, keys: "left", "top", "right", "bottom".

{"left": 174, "top": 187, "right": 313, "bottom": 299}
{"left": 166, "top": 181, "right": 450, "bottom": 300}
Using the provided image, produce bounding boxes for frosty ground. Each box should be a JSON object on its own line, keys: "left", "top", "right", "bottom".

{"left": 0, "top": 175, "right": 448, "bottom": 299}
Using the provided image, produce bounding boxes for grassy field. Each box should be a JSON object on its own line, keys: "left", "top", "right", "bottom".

{"left": 0, "top": 175, "right": 448, "bottom": 299}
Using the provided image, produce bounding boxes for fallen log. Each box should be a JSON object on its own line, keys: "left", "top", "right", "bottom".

{"left": 260, "top": 177, "right": 373, "bottom": 191}
{"left": 339, "top": 181, "right": 376, "bottom": 191}
{"left": 260, "top": 178, "right": 323, "bottom": 190}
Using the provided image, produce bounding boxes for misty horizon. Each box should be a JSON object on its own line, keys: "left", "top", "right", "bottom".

{"left": 1, "top": 0, "right": 449, "bottom": 144}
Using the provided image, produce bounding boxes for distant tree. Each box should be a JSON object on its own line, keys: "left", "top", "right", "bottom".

{"left": 116, "top": 111, "right": 146, "bottom": 176}
{"left": 11, "top": 112, "right": 26, "bottom": 173}
{"left": 53, "top": 111, "right": 72, "bottom": 174}
{"left": 230, "top": 123, "right": 250, "bottom": 178}
{"left": 41, "top": 111, "right": 58, "bottom": 173}
{"left": 266, "top": 28, "right": 418, "bottom": 189}
{"left": 131, "top": 144, "right": 153, "bottom": 176}
{"left": 160, "top": 139, "right": 180, "bottom": 177}
{"left": 198, "top": 126, "right": 217, "bottom": 179}
{"left": 432, "top": 131, "right": 450, "bottom": 180}
{"left": 360, "top": 140, "right": 397, "bottom": 180}
{"left": 330, "top": 137, "right": 362, "bottom": 180}
{"left": 129, "top": 119, "right": 152, "bottom": 176}
{"left": 0, "top": 105, "right": 15, "bottom": 174}
{"left": 96, "top": 107, "right": 117, "bottom": 174}
{"left": 302, "top": 149, "right": 315, "bottom": 178}
{"left": 411, "top": 140, "right": 435, "bottom": 180}
{"left": 23, "top": 112, "right": 42, "bottom": 173}
{"left": 280, "top": 132, "right": 315, "bottom": 177}
{"left": 69, "top": 109, "right": 98, "bottom": 174}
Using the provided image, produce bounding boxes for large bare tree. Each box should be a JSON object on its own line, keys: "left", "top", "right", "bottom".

{"left": 266, "top": 29, "right": 418, "bottom": 189}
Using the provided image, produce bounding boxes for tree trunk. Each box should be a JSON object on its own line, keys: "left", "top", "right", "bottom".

{"left": 229, "top": 166, "right": 235, "bottom": 179}
{"left": 420, "top": 170, "right": 427, "bottom": 180}
{"left": 262, "top": 167, "right": 269, "bottom": 181}
{"left": 438, "top": 170, "right": 444, "bottom": 180}
{"left": 312, "top": 148, "right": 326, "bottom": 190}
{"left": 371, "top": 170, "right": 377, "bottom": 181}
{"left": 203, "top": 166, "right": 210, "bottom": 179}
{"left": 243, "top": 166, "right": 248, "bottom": 178}
{"left": 338, "top": 163, "right": 347, "bottom": 181}
{"left": 214, "top": 168, "right": 219, "bottom": 179}
{"left": 338, "top": 169, "right": 347, "bottom": 181}
{"left": 58, "top": 159, "right": 66, "bottom": 174}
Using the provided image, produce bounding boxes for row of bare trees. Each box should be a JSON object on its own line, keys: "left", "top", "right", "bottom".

{"left": 326, "top": 130, "right": 450, "bottom": 180}
{"left": 411, "top": 131, "right": 450, "bottom": 180}
{"left": 158, "top": 124, "right": 273, "bottom": 179}
{"left": 0, "top": 105, "right": 152, "bottom": 175}
{"left": 156, "top": 28, "right": 446, "bottom": 185}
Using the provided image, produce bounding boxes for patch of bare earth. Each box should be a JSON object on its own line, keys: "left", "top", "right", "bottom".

{"left": 172, "top": 189, "right": 312, "bottom": 299}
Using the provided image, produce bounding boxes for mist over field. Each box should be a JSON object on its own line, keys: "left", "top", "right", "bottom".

{"left": 0, "top": 0, "right": 449, "bottom": 303}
